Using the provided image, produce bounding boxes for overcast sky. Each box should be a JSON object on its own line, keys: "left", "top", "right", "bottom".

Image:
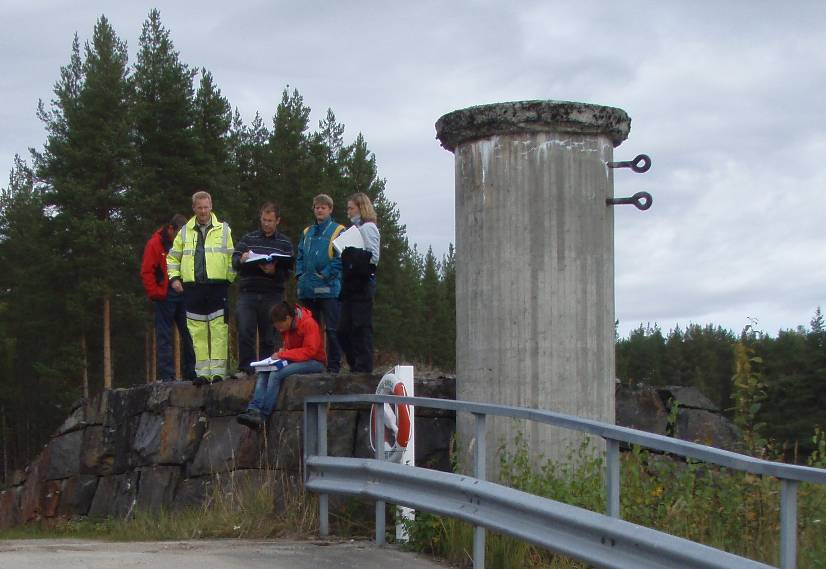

{"left": 2, "top": 1, "right": 825, "bottom": 338}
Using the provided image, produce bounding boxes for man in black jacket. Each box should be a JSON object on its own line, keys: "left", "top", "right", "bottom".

{"left": 231, "top": 202, "right": 294, "bottom": 378}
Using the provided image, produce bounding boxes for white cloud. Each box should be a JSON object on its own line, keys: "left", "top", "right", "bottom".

{"left": 2, "top": 0, "right": 825, "bottom": 337}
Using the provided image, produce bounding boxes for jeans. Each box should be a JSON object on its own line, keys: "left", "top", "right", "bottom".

{"left": 236, "top": 292, "right": 282, "bottom": 373}
{"left": 300, "top": 297, "right": 341, "bottom": 372}
{"left": 155, "top": 288, "right": 195, "bottom": 380}
{"left": 248, "top": 359, "right": 325, "bottom": 418}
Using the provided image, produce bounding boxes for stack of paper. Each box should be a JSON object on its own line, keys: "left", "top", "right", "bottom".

{"left": 249, "top": 357, "right": 289, "bottom": 372}
{"left": 332, "top": 225, "right": 365, "bottom": 254}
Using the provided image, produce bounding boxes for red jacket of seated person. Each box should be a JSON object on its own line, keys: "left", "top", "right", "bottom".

{"left": 276, "top": 306, "right": 327, "bottom": 365}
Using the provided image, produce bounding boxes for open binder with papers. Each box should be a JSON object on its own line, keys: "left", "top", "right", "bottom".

{"left": 244, "top": 250, "right": 292, "bottom": 264}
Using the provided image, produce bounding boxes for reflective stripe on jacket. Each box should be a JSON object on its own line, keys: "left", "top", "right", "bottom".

{"left": 167, "top": 213, "right": 236, "bottom": 284}
{"left": 295, "top": 217, "right": 344, "bottom": 299}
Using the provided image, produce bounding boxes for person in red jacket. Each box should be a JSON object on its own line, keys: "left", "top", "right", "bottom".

{"left": 237, "top": 302, "right": 326, "bottom": 428}
{"left": 141, "top": 214, "right": 195, "bottom": 382}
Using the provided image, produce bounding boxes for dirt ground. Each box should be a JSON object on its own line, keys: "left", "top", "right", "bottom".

{"left": 0, "top": 538, "right": 447, "bottom": 569}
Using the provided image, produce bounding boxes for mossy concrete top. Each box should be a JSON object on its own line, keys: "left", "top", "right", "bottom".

{"left": 435, "top": 100, "right": 631, "bottom": 152}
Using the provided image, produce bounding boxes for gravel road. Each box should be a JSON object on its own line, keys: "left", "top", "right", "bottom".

{"left": 0, "top": 538, "right": 448, "bottom": 569}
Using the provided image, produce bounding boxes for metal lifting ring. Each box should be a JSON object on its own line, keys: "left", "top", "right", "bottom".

{"left": 607, "top": 154, "right": 651, "bottom": 173}
{"left": 606, "top": 191, "right": 653, "bottom": 211}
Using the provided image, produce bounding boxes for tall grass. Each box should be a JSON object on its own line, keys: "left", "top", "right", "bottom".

{"left": 0, "top": 468, "right": 318, "bottom": 541}
{"left": 402, "top": 434, "right": 826, "bottom": 569}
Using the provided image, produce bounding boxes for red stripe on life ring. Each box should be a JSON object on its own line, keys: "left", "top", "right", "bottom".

{"left": 392, "top": 382, "right": 411, "bottom": 448}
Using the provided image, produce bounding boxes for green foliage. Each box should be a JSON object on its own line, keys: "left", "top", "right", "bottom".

{"left": 617, "top": 314, "right": 826, "bottom": 460}
{"left": 731, "top": 342, "right": 767, "bottom": 454}
{"left": 616, "top": 323, "right": 737, "bottom": 407}
{"left": 404, "top": 435, "right": 826, "bottom": 568}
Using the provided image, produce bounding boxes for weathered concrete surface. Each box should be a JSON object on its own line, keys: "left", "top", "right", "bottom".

{"left": 437, "top": 100, "right": 629, "bottom": 471}
{"left": 0, "top": 539, "right": 447, "bottom": 569}
{"left": 435, "top": 100, "right": 630, "bottom": 152}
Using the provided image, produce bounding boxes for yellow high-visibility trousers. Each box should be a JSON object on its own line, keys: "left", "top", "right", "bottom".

{"left": 183, "top": 283, "right": 229, "bottom": 381}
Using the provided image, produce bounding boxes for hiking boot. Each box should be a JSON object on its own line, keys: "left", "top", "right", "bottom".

{"left": 237, "top": 409, "right": 264, "bottom": 429}
{"left": 211, "top": 375, "right": 224, "bottom": 384}
{"left": 192, "top": 376, "right": 209, "bottom": 387}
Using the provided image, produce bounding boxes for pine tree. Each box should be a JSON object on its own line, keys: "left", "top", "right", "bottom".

{"left": 419, "top": 247, "right": 444, "bottom": 367}
{"left": 34, "top": 15, "right": 133, "bottom": 391}
{"left": 0, "top": 157, "right": 75, "bottom": 470}
{"left": 128, "top": 8, "right": 198, "bottom": 236}
{"left": 440, "top": 244, "right": 457, "bottom": 371}
{"left": 192, "top": 69, "right": 240, "bottom": 225}
{"left": 268, "top": 87, "right": 313, "bottom": 238}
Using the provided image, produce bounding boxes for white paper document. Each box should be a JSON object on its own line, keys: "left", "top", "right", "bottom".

{"left": 244, "top": 250, "right": 292, "bottom": 264}
{"left": 332, "top": 225, "right": 365, "bottom": 254}
{"left": 249, "top": 357, "right": 288, "bottom": 372}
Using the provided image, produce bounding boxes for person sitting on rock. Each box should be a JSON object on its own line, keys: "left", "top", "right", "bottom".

{"left": 237, "top": 302, "right": 327, "bottom": 429}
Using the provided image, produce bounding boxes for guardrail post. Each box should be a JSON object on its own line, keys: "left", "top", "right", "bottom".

{"left": 605, "top": 438, "right": 620, "bottom": 518}
{"left": 318, "top": 403, "right": 329, "bottom": 537}
{"left": 375, "top": 400, "right": 386, "bottom": 545}
{"left": 780, "top": 478, "right": 798, "bottom": 569}
{"left": 473, "top": 413, "right": 487, "bottom": 569}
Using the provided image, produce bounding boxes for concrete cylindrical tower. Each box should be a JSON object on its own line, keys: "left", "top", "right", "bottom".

{"left": 435, "top": 100, "right": 631, "bottom": 469}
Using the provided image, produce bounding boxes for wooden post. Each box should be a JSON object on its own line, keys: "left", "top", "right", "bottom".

{"left": 1, "top": 405, "right": 7, "bottom": 486}
{"left": 103, "top": 295, "right": 112, "bottom": 390}
{"left": 151, "top": 326, "right": 157, "bottom": 382}
{"left": 81, "top": 332, "right": 89, "bottom": 399}
{"left": 145, "top": 323, "right": 151, "bottom": 384}
{"left": 174, "top": 327, "right": 181, "bottom": 380}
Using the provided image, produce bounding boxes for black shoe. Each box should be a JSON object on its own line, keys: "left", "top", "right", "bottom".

{"left": 237, "top": 410, "right": 264, "bottom": 429}
{"left": 211, "top": 375, "right": 224, "bottom": 384}
{"left": 327, "top": 367, "right": 340, "bottom": 374}
{"left": 192, "top": 376, "right": 208, "bottom": 387}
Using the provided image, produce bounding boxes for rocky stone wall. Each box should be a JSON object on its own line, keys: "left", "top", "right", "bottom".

{"left": 0, "top": 373, "right": 456, "bottom": 530}
{"left": 0, "top": 377, "right": 738, "bottom": 531}
{"left": 615, "top": 383, "right": 739, "bottom": 450}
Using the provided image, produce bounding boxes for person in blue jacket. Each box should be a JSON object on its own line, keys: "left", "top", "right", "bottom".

{"left": 295, "top": 194, "right": 345, "bottom": 373}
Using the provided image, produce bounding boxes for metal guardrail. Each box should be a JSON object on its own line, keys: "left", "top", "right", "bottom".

{"left": 304, "top": 395, "right": 826, "bottom": 569}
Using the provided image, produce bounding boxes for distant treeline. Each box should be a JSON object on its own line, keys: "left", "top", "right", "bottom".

{"left": 0, "top": 11, "right": 455, "bottom": 478}
{"left": 616, "top": 311, "right": 826, "bottom": 459}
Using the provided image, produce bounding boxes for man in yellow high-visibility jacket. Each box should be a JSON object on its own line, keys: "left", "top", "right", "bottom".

{"left": 167, "top": 191, "right": 236, "bottom": 384}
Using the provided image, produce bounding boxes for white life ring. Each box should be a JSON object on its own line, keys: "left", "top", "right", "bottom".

{"left": 369, "top": 371, "right": 412, "bottom": 463}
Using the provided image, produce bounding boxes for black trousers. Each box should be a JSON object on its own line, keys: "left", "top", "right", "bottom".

{"left": 339, "top": 282, "right": 375, "bottom": 373}
{"left": 236, "top": 291, "right": 282, "bottom": 373}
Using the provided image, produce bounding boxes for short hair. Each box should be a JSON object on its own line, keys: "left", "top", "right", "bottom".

{"left": 170, "top": 214, "right": 188, "bottom": 230}
{"left": 270, "top": 302, "right": 293, "bottom": 323}
{"left": 348, "top": 192, "right": 377, "bottom": 223}
{"left": 259, "top": 201, "right": 280, "bottom": 218}
{"left": 192, "top": 190, "right": 212, "bottom": 204}
{"left": 313, "top": 194, "right": 334, "bottom": 209}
